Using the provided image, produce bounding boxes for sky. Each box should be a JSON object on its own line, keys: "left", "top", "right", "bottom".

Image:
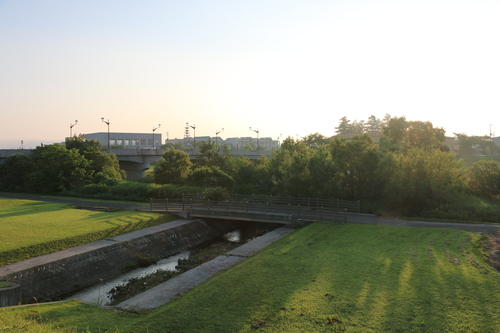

{"left": 1, "top": 0, "right": 499, "bottom": 149}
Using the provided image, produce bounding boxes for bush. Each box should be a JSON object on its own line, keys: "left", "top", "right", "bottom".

{"left": 467, "top": 160, "right": 500, "bottom": 201}
{"left": 202, "top": 187, "right": 229, "bottom": 201}
{"left": 148, "top": 184, "right": 201, "bottom": 199}
{"left": 187, "top": 166, "right": 235, "bottom": 188}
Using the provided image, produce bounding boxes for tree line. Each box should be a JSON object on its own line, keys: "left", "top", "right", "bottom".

{"left": 154, "top": 115, "right": 500, "bottom": 220}
{"left": 1, "top": 116, "right": 500, "bottom": 221}
{"left": 0, "top": 136, "right": 125, "bottom": 193}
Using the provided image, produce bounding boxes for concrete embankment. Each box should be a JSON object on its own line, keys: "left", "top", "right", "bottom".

{"left": 0, "top": 219, "right": 234, "bottom": 304}
{"left": 117, "top": 227, "right": 295, "bottom": 311}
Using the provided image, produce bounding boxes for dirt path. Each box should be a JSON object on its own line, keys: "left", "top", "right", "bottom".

{"left": 482, "top": 231, "right": 500, "bottom": 272}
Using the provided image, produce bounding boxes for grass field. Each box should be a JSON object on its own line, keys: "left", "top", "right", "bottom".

{"left": 2, "top": 223, "right": 500, "bottom": 332}
{"left": 0, "top": 198, "right": 175, "bottom": 266}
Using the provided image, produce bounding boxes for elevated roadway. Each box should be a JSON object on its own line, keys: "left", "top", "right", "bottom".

{"left": 0, "top": 148, "right": 274, "bottom": 178}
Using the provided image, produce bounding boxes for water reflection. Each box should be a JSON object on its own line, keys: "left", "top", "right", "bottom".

{"left": 68, "top": 251, "right": 189, "bottom": 305}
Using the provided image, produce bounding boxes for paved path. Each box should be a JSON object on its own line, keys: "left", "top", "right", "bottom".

{"left": 0, "top": 193, "right": 147, "bottom": 210}
{"left": 3, "top": 193, "right": 500, "bottom": 310}
{"left": 2, "top": 193, "right": 499, "bottom": 233}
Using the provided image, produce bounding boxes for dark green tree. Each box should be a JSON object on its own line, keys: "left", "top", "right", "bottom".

{"left": 455, "top": 134, "right": 499, "bottom": 155}
{"left": 328, "top": 135, "right": 380, "bottom": 200}
{"left": 379, "top": 117, "right": 447, "bottom": 153}
{"left": 366, "top": 115, "right": 382, "bottom": 133}
{"left": 378, "top": 149, "right": 465, "bottom": 215}
{"left": 153, "top": 148, "right": 192, "bottom": 184}
{"left": 232, "top": 156, "right": 271, "bottom": 194}
{"left": 467, "top": 160, "right": 500, "bottom": 200}
{"left": 65, "top": 136, "right": 125, "bottom": 181}
{"left": 335, "top": 117, "right": 353, "bottom": 135}
{"left": 29, "top": 144, "right": 92, "bottom": 193}
{"left": 187, "top": 166, "right": 235, "bottom": 188}
{"left": 303, "top": 133, "right": 330, "bottom": 149}
{"left": 0, "top": 154, "right": 36, "bottom": 191}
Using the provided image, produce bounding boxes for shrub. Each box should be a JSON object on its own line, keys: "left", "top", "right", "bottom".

{"left": 202, "top": 187, "right": 229, "bottom": 201}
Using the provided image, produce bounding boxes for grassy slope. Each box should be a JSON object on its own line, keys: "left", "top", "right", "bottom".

{"left": 2, "top": 223, "right": 500, "bottom": 332}
{"left": 0, "top": 198, "right": 175, "bottom": 266}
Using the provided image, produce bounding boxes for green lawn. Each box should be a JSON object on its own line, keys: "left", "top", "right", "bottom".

{"left": 2, "top": 223, "right": 500, "bottom": 332}
{"left": 0, "top": 198, "right": 175, "bottom": 265}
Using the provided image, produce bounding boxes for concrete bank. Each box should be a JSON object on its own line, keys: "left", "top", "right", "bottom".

{"left": 0, "top": 219, "right": 234, "bottom": 304}
{"left": 117, "top": 227, "right": 294, "bottom": 311}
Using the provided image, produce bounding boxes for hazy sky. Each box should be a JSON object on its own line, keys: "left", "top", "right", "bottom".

{"left": 1, "top": 0, "right": 499, "bottom": 149}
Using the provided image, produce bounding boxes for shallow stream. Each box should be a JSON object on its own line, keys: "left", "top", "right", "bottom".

{"left": 67, "top": 229, "right": 251, "bottom": 305}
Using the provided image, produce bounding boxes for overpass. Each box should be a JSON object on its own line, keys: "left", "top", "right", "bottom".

{"left": 0, "top": 148, "right": 274, "bottom": 179}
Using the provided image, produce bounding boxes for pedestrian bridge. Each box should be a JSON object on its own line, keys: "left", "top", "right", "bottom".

{"left": 150, "top": 194, "right": 361, "bottom": 227}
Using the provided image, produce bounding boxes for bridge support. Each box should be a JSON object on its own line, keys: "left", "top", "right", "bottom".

{"left": 119, "top": 161, "right": 150, "bottom": 179}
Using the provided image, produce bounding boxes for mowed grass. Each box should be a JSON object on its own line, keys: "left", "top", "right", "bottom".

{"left": 2, "top": 223, "right": 500, "bottom": 332}
{"left": 0, "top": 198, "right": 175, "bottom": 266}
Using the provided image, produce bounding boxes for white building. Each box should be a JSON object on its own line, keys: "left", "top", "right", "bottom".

{"left": 86, "top": 132, "right": 162, "bottom": 149}
{"left": 166, "top": 136, "right": 280, "bottom": 150}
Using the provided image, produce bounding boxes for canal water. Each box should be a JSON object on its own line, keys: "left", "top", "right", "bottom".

{"left": 67, "top": 227, "right": 270, "bottom": 305}
{"left": 69, "top": 251, "right": 190, "bottom": 305}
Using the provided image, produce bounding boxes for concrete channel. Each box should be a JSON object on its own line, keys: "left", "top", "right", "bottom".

{"left": 0, "top": 219, "right": 237, "bottom": 305}
{"left": 0, "top": 216, "right": 294, "bottom": 309}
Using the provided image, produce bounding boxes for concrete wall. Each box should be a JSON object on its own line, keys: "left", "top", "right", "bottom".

{"left": 0, "top": 219, "right": 233, "bottom": 304}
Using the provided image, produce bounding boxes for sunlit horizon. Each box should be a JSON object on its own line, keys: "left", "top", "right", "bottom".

{"left": 1, "top": 0, "right": 499, "bottom": 149}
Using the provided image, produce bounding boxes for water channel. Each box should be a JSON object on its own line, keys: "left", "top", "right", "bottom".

{"left": 67, "top": 226, "right": 275, "bottom": 305}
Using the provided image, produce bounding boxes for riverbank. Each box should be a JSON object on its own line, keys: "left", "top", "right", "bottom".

{"left": 3, "top": 223, "right": 500, "bottom": 332}
{"left": 0, "top": 219, "right": 234, "bottom": 303}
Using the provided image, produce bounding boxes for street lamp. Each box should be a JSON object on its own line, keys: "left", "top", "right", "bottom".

{"left": 152, "top": 124, "right": 161, "bottom": 149}
{"left": 215, "top": 128, "right": 224, "bottom": 149}
{"left": 250, "top": 127, "right": 259, "bottom": 150}
{"left": 101, "top": 117, "right": 110, "bottom": 150}
{"left": 70, "top": 120, "right": 78, "bottom": 138}
{"left": 189, "top": 124, "right": 196, "bottom": 149}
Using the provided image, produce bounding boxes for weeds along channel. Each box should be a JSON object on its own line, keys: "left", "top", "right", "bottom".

{"left": 68, "top": 222, "right": 280, "bottom": 306}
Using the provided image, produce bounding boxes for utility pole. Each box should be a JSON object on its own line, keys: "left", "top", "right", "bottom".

{"left": 101, "top": 118, "right": 110, "bottom": 150}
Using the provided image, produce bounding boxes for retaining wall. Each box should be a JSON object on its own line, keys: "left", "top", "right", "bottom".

{"left": 0, "top": 219, "right": 232, "bottom": 304}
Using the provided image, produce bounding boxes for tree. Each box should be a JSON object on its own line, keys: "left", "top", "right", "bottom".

{"left": 307, "top": 146, "right": 339, "bottom": 198}
{"left": 66, "top": 136, "right": 125, "bottom": 181}
{"left": 335, "top": 117, "right": 353, "bottom": 136}
{"left": 455, "top": 134, "right": 499, "bottom": 155}
{"left": 269, "top": 137, "right": 311, "bottom": 196}
{"left": 328, "top": 135, "right": 380, "bottom": 200}
{"left": 187, "top": 166, "right": 235, "bottom": 188}
{"left": 366, "top": 115, "right": 382, "bottom": 133}
{"left": 378, "top": 149, "right": 466, "bottom": 215}
{"left": 303, "top": 133, "right": 330, "bottom": 149}
{"left": 0, "top": 154, "right": 36, "bottom": 191}
{"left": 467, "top": 160, "right": 500, "bottom": 200}
{"left": 351, "top": 120, "right": 365, "bottom": 136}
{"left": 29, "top": 144, "right": 92, "bottom": 193}
{"left": 232, "top": 156, "right": 271, "bottom": 194}
{"left": 153, "top": 148, "right": 192, "bottom": 184}
{"left": 379, "top": 117, "right": 446, "bottom": 153}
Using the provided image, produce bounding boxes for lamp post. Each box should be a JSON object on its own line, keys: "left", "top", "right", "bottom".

{"left": 190, "top": 124, "right": 196, "bottom": 149}
{"left": 215, "top": 128, "right": 224, "bottom": 149}
{"left": 152, "top": 124, "right": 161, "bottom": 149}
{"left": 101, "top": 118, "right": 110, "bottom": 150}
{"left": 70, "top": 120, "right": 78, "bottom": 138}
{"left": 250, "top": 127, "right": 259, "bottom": 150}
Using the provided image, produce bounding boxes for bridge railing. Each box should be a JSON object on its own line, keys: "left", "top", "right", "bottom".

{"left": 178, "top": 193, "right": 360, "bottom": 213}
{"left": 183, "top": 199, "right": 349, "bottom": 224}
{"left": 154, "top": 194, "right": 360, "bottom": 214}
